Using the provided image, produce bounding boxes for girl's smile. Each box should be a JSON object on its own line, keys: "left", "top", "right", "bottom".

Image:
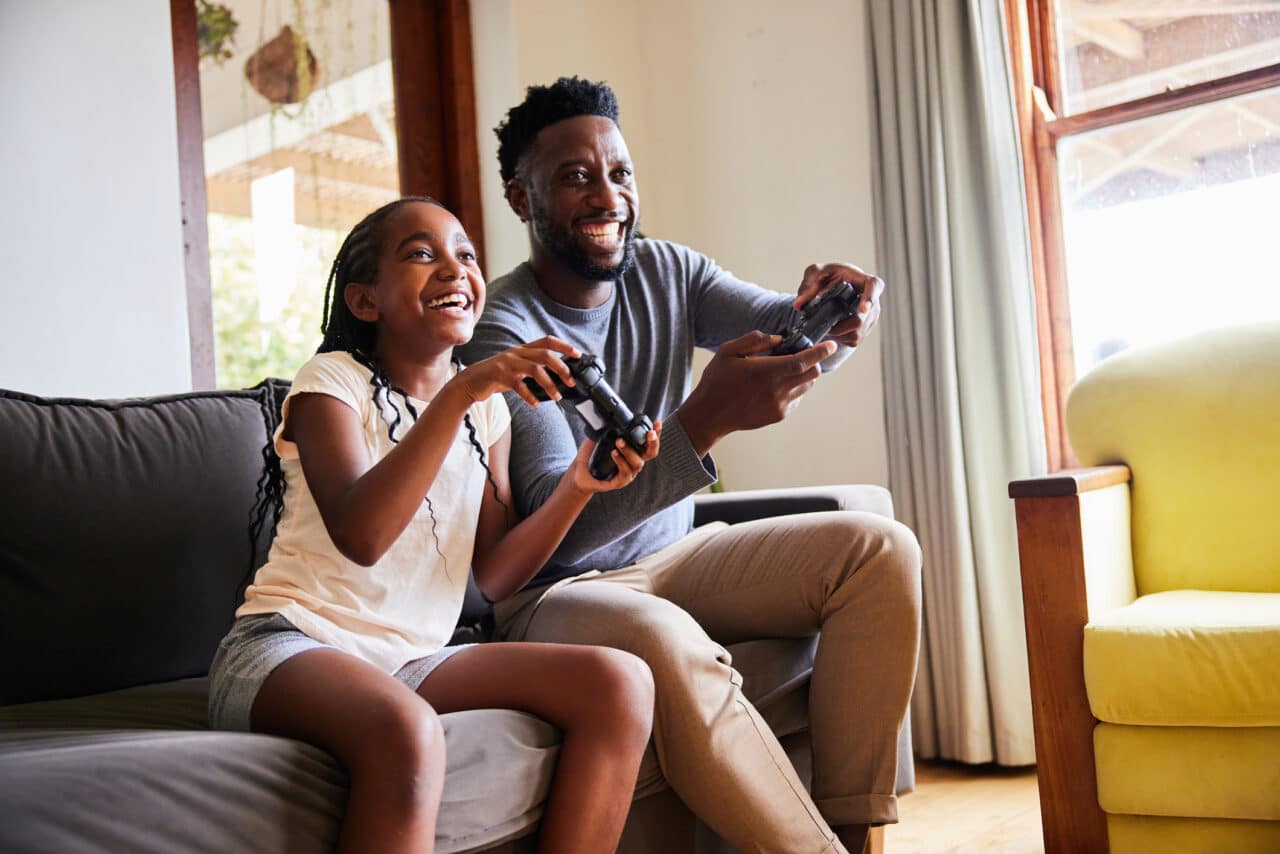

{"left": 345, "top": 201, "right": 488, "bottom": 359}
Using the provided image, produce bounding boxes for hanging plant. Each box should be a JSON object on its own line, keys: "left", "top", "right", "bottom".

{"left": 196, "top": 0, "right": 239, "bottom": 65}
{"left": 244, "top": 25, "right": 320, "bottom": 106}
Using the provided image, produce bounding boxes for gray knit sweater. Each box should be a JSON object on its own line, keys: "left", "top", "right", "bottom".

{"left": 458, "top": 239, "right": 800, "bottom": 586}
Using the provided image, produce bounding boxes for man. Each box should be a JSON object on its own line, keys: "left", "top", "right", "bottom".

{"left": 459, "top": 76, "right": 921, "bottom": 854}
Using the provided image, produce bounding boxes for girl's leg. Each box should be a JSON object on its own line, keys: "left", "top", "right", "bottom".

{"left": 251, "top": 648, "right": 446, "bottom": 854}
{"left": 417, "top": 642, "right": 654, "bottom": 854}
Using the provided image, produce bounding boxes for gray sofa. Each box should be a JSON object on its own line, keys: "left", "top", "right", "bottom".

{"left": 0, "top": 382, "right": 911, "bottom": 853}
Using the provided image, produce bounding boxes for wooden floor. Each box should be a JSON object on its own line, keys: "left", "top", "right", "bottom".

{"left": 883, "top": 760, "right": 1044, "bottom": 853}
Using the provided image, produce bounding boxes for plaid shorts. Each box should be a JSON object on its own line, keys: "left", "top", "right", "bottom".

{"left": 206, "top": 612, "right": 468, "bottom": 731}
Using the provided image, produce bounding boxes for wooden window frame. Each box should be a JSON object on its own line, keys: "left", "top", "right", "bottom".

{"left": 1004, "top": 0, "right": 1280, "bottom": 471}
{"left": 169, "top": 0, "right": 482, "bottom": 390}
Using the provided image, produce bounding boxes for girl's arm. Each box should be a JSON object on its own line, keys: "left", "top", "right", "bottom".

{"left": 291, "top": 339, "right": 579, "bottom": 566}
{"left": 471, "top": 422, "right": 661, "bottom": 603}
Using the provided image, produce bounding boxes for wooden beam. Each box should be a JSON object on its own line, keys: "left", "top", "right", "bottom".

{"left": 170, "top": 0, "right": 216, "bottom": 390}
{"left": 1049, "top": 59, "right": 1280, "bottom": 138}
{"left": 1073, "top": 108, "right": 1204, "bottom": 198}
{"left": 1068, "top": 30, "right": 1280, "bottom": 114}
{"left": 203, "top": 61, "right": 394, "bottom": 176}
{"left": 1068, "top": 1, "right": 1280, "bottom": 20}
{"left": 388, "top": 0, "right": 486, "bottom": 274}
{"left": 1066, "top": 18, "right": 1144, "bottom": 60}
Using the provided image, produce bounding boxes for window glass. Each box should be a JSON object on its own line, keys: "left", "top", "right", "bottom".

{"left": 1055, "top": 3, "right": 1280, "bottom": 115}
{"left": 198, "top": 0, "right": 398, "bottom": 388}
{"left": 1058, "top": 87, "right": 1280, "bottom": 378}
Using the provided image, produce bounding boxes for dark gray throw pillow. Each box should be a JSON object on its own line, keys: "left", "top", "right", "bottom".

{"left": 0, "top": 387, "right": 278, "bottom": 705}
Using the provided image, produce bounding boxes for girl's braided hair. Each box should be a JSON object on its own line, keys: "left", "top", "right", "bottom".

{"left": 245, "top": 197, "right": 506, "bottom": 588}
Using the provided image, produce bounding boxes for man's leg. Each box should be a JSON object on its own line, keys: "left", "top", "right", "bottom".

{"left": 648, "top": 511, "right": 922, "bottom": 834}
{"left": 499, "top": 575, "right": 847, "bottom": 854}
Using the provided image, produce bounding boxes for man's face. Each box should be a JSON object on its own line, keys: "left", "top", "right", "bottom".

{"left": 514, "top": 115, "right": 640, "bottom": 281}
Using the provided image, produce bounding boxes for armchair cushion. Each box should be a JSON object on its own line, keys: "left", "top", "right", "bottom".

{"left": 1084, "top": 590, "right": 1280, "bottom": 726}
{"left": 1066, "top": 321, "right": 1280, "bottom": 595}
{"left": 1095, "top": 723, "right": 1280, "bottom": 821}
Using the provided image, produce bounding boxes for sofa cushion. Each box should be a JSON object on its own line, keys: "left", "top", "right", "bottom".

{"left": 1095, "top": 723, "right": 1280, "bottom": 821}
{"left": 0, "top": 388, "right": 277, "bottom": 705}
{"left": 0, "top": 678, "right": 561, "bottom": 854}
{"left": 1084, "top": 590, "right": 1280, "bottom": 726}
{"left": 0, "top": 630, "right": 825, "bottom": 853}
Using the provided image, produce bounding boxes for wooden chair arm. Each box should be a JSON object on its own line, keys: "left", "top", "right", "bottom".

{"left": 1008, "top": 464, "right": 1130, "bottom": 498}
{"left": 1010, "top": 464, "right": 1133, "bottom": 854}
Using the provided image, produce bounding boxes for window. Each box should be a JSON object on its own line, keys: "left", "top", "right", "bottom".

{"left": 198, "top": 1, "right": 400, "bottom": 388}
{"left": 1007, "top": 1, "right": 1280, "bottom": 468}
{"left": 170, "top": 0, "right": 484, "bottom": 391}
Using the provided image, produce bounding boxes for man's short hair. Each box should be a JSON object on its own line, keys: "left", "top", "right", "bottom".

{"left": 495, "top": 76, "right": 620, "bottom": 183}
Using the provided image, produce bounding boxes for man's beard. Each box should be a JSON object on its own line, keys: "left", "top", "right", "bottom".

{"left": 531, "top": 202, "right": 637, "bottom": 281}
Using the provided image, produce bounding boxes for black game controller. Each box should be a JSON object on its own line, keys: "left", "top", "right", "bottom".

{"left": 523, "top": 354, "right": 654, "bottom": 480}
{"left": 771, "top": 280, "right": 862, "bottom": 355}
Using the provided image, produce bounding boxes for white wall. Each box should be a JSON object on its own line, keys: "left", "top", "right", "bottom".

{"left": 0, "top": 0, "right": 190, "bottom": 398}
{"left": 471, "top": 0, "right": 888, "bottom": 490}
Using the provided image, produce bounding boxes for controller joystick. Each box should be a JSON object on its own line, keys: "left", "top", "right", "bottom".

{"left": 772, "top": 280, "right": 861, "bottom": 355}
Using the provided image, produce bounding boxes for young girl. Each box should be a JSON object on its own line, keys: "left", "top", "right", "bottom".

{"left": 208, "top": 197, "right": 661, "bottom": 853}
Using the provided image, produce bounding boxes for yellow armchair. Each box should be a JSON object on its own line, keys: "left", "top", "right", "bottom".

{"left": 1009, "top": 322, "right": 1280, "bottom": 854}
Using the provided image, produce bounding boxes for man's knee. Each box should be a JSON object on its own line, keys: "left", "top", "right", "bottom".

{"left": 822, "top": 513, "right": 922, "bottom": 608}
{"left": 612, "top": 605, "right": 731, "bottom": 683}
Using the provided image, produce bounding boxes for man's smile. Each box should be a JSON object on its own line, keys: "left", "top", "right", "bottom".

{"left": 577, "top": 219, "right": 627, "bottom": 251}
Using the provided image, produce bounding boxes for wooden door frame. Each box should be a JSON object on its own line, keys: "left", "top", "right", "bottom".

{"left": 170, "top": 0, "right": 216, "bottom": 391}
{"left": 169, "top": 0, "right": 483, "bottom": 389}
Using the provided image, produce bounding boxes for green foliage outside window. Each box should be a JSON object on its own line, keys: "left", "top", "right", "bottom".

{"left": 209, "top": 214, "right": 340, "bottom": 389}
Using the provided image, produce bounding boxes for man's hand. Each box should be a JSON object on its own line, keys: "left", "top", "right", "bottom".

{"left": 795, "top": 263, "right": 885, "bottom": 348}
{"left": 677, "top": 331, "right": 838, "bottom": 456}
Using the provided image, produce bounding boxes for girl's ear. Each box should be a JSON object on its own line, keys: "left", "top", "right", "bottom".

{"left": 344, "top": 282, "right": 379, "bottom": 322}
{"left": 505, "top": 179, "right": 531, "bottom": 224}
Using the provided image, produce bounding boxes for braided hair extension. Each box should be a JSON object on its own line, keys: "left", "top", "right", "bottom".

{"left": 244, "top": 197, "right": 508, "bottom": 591}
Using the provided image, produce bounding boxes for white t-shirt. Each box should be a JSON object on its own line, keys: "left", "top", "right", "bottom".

{"left": 238, "top": 351, "right": 511, "bottom": 673}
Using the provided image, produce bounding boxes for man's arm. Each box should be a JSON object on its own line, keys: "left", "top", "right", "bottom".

{"left": 674, "top": 250, "right": 850, "bottom": 456}
{"left": 675, "top": 333, "right": 838, "bottom": 457}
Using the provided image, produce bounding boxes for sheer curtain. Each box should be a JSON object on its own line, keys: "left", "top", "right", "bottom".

{"left": 866, "top": 0, "right": 1045, "bottom": 765}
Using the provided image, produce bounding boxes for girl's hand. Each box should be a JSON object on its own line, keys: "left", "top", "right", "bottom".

{"left": 451, "top": 337, "right": 580, "bottom": 407}
{"left": 567, "top": 421, "right": 662, "bottom": 494}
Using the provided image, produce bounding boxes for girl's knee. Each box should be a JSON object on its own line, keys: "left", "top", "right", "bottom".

{"left": 581, "top": 648, "right": 655, "bottom": 741}
{"left": 353, "top": 695, "right": 445, "bottom": 775}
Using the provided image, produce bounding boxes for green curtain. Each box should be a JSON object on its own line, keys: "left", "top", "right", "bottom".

{"left": 867, "top": 0, "right": 1045, "bottom": 765}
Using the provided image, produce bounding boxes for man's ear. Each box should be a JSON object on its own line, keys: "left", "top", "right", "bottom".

{"left": 344, "top": 282, "right": 379, "bottom": 323}
{"left": 505, "top": 179, "right": 531, "bottom": 224}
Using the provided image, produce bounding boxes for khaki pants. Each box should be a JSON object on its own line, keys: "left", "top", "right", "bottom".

{"left": 494, "top": 511, "right": 923, "bottom": 854}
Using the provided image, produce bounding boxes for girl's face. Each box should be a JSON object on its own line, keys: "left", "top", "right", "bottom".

{"left": 347, "top": 201, "right": 486, "bottom": 354}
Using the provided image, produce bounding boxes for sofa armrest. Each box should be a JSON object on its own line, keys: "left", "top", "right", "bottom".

{"left": 693, "top": 484, "right": 894, "bottom": 527}
{"left": 1009, "top": 464, "right": 1133, "bottom": 854}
